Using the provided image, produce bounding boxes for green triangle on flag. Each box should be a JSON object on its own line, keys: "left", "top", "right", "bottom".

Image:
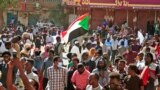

{"left": 79, "top": 16, "right": 89, "bottom": 31}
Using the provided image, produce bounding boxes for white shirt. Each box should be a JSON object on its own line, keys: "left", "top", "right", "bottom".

{"left": 46, "top": 35, "right": 54, "bottom": 44}
{"left": 137, "top": 60, "right": 145, "bottom": 70}
{"left": 102, "top": 44, "right": 108, "bottom": 53}
{"left": 27, "top": 72, "right": 39, "bottom": 83}
{"left": 71, "top": 45, "right": 81, "bottom": 60}
{"left": 118, "top": 39, "right": 128, "bottom": 48}
{"left": 111, "top": 39, "right": 119, "bottom": 50}
{"left": 86, "top": 84, "right": 103, "bottom": 90}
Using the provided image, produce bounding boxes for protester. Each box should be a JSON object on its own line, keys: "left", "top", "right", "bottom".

{"left": 92, "top": 57, "right": 109, "bottom": 87}
{"left": 7, "top": 59, "right": 38, "bottom": 90}
{"left": 20, "top": 43, "right": 32, "bottom": 58}
{"left": 71, "top": 40, "right": 81, "bottom": 60}
{"left": 0, "top": 51, "right": 17, "bottom": 88}
{"left": 136, "top": 53, "right": 145, "bottom": 73}
{"left": 91, "top": 49, "right": 103, "bottom": 66}
{"left": 46, "top": 56, "right": 67, "bottom": 90}
{"left": 67, "top": 57, "right": 79, "bottom": 90}
{"left": 117, "top": 60, "right": 127, "bottom": 85}
{"left": 68, "top": 53, "right": 77, "bottom": 69}
{"left": 124, "top": 64, "right": 143, "bottom": 90}
{"left": 25, "top": 58, "right": 39, "bottom": 83}
{"left": 81, "top": 52, "right": 96, "bottom": 72}
{"left": 54, "top": 36, "right": 65, "bottom": 58}
{"left": 32, "top": 48, "right": 43, "bottom": 74}
{"left": 11, "top": 35, "right": 21, "bottom": 58}
{"left": 0, "top": 15, "right": 160, "bottom": 90}
{"left": 141, "top": 53, "right": 160, "bottom": 90}
{"left": 71, "top": 63, "right": 90, "bottom": 90}
{"left": 110, "top": 35, "right": 119, "bottom": 61}
{"left": 86, "top": 73, "right": 103, "bottom": 90}
{"left": 40, "top": 49, "right": 54, "bottom": 89}
{"left": 103, "top": 72, "right": 123, "bottom": 90}
{"left": 123, "top": 46, "right": 137, "bottom": 64}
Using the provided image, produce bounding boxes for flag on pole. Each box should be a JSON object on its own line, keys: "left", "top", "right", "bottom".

{"left": 140, "top": 66, "right": 150, "bottom": 86}
{"left": 140, "top": 63, "right": 157, "bottom": 86}
{"left": 61, "top": 13, "right": 89, "bottom": 43}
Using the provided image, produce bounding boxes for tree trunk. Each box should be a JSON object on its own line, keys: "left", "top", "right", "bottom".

{"left": 0, "top": 9, "right": 4, "bottom": 33}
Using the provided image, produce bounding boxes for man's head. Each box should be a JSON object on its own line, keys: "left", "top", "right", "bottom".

{"left": 71, "top": 53, "right": 77, "bottom": 58}
{"left": 138, "top": 53, "right": 144, "bottom": 61}
{"left": 97, "top": 59, "right": 107, "bottom": 70}
{"left": 12, "top": 35, "right": 21, "bottom": 43}
{"left": 81, "top": 52, "right": 89, "bottom": 61}
{"left": 24, "top": 43, "right": 31, "bottom": 52}
{"left": 5, "top": 41, "right": 12, "bottom": 49}
{"left": 146, "top": 47, "right": 151, "bottom": 53}
{"left": 128, "top": 64, "right": 139, "bottom": 75}
{"left": 72, "top": 57, "right": 79, "bottom": 67}
{"left": 56, "top": 36, "right": 61, "bottom": 43}
{"left": 145, "top": 53, "right": 153, "bottom": 65}
{"left": 118, "top": 60, "right": 126, "bottom": 71}
{"left": 114, "top": 58, "right": 121, "bottom": 66}
{"left": 113, "top": 35, "right": 117, "bottom": 40}
{"left": 53, "top": 56, "right": 62, "bottom": 67}
{"left": 88, "top": 73, "right": 99, "bottom": 85}
{"left": 34, "top": 48, "right": 41, "bottom": 56}
{"left": 102, "top": 38, "right": 106, "bottom": 44}
{"left": 49, "top": 50, "right": 54, "bottom": 58}
{"left": 109, "top": 72, "right": 121, "bottom": 90}
{"left": 2, "top": 51, "right": 11, "bottom": 63}
{"left": 96, "top": 49, "right": 103, "bottom": 57}
{"left": 77, "top": 63, "right": 85, "bottom": 74}
{"left": 86, "top": 42, "right": 92, "bottom": 50}
{"left": 25, "top": 58, "right": 34, "bottom": 72}
{"left": 20, "top": 57, "right": 27, "bottom": 68}
{"left": 67, "top": 53, "right": 72, "bottom": 59}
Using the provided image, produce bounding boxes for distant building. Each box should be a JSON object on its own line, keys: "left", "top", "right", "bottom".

{"left": 64, "top": 0, "right": 160, "bottom": 32}
{"left": 6, "top": 0, "right": 62, "bottom": 26}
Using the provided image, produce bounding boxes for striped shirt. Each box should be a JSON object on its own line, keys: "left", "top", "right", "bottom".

{"left": 47, "top": 66, "right": 67, "bottom": 90}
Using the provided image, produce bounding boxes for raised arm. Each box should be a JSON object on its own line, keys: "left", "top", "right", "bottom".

{"left": 7, "top": 61, "right": 17, "bottom": 90}
{"left": 14, "top": 59, "right": 34, "bottom": 90}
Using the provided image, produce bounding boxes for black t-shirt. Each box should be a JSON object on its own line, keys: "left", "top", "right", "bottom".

{"left": 124, "top": 75, "right": 143, "bottom": 90}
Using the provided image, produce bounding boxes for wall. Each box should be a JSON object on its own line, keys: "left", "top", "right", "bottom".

{"left": 18, "top": 12, "right": 29, "bottom": 26}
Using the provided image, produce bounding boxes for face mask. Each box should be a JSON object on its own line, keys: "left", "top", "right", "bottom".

{"left": 58, "top": 62, "right": 63, "bottom": 67}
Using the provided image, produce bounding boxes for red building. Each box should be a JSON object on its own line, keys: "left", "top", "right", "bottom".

{"left": 65, "top": 0, "right": 160, "bottom": 31}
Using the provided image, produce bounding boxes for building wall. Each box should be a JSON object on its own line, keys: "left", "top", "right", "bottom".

{"left": 18, "top": 12, "right": 29, "bottom": 26}
{"left": 114, "top": 10, "right": 127, "bottom": 26}
{"left": 77, "top": 8, "right": 159, "bottom": 32}
{"left": 90, "top": 8, "right": 106, "bottom": 29}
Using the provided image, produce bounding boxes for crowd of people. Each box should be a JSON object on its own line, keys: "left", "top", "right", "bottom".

{"left": 0, "top": 20, "right": 160, "bottom": 90}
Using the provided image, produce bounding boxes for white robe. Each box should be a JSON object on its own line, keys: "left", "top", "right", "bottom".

{"left": 70, "top": 45, "right": 81, "bottom": 60}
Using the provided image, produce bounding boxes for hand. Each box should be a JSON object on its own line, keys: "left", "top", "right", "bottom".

{"left": 8, "top": 61, "right": 14, "bottom": 69}
{"left": 149, "top": 71, "right": 156, "bottom": 79}
{"left": 13, "top": 58, "right": 22, "bottom": 69}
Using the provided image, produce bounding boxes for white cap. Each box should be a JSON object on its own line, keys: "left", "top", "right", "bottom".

{"left": 74, "top": 41, "right": 79, "bottom": 44}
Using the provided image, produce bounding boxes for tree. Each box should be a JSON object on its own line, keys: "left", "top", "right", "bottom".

{"left": 50, "top": 3, "right": 69, "bottom": 28}
{"left": 0, "top": 0, "right": 18, "bottom": 30}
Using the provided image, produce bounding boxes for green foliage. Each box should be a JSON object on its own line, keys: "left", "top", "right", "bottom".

{"left": 50, "top": 3, "right": 68, "bottom": 28}
{"left": 0, "top": 0, "right": 18, "bottom": 10}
